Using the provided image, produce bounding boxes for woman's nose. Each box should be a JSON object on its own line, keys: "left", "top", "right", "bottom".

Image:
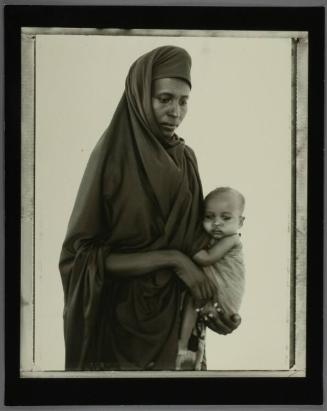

{"left": 168, "top": 101, "right": 180, "bottom": 117}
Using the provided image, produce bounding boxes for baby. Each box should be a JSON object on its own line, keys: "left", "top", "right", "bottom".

{"left": 176, "top": 187, "right": 246, "bottom": 370}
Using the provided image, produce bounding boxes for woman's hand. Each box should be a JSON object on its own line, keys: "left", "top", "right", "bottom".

{"left": 172, "top": 252, "right": 218, "bottom": 307}
{"left": 106, "top": 249, "right": 217, "bottom": 306}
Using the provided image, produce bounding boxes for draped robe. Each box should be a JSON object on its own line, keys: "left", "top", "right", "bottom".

{"left": 59, "top": 46, "right": 206, "bottom": 370}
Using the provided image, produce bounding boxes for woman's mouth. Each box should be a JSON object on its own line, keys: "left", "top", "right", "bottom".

{"left": 160, "top": 123, "right": 177, "bottom": 132}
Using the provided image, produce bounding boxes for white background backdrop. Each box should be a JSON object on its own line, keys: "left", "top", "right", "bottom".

{"left": 33, "top": 33, "right": 292, "bottom": 371}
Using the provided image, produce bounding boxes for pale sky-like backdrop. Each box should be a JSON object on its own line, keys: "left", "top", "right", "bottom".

{"left": 30, "top": 34, "right": 292, "bottom": 371}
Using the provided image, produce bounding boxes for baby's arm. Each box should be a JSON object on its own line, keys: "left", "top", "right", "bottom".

{"left": 193, "top": 234, "right": 240, "bottom": 267}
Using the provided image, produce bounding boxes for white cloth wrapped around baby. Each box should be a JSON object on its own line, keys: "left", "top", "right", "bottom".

{"left": 203, "top": 240, "right": 245, "bottom": 314}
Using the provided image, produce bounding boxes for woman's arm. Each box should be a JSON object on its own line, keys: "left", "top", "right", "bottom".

{"left": 193, "top": 234, "right": 240, "bottom": 266}
{"left": 106, "top": 250, "right": 181, "bottom": 277}
{"left": 107, "top": 250, "right": 241, "bottom": 333}
{"left": 106, "top": 250, "right": 218, "bottom": 305}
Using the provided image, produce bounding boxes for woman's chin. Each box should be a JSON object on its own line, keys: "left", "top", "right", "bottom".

{"left": 161, "top": 131, "right": 175, "bottom": 140}
{"left": 158, "top": 126, "right": 176, "bottom": 140}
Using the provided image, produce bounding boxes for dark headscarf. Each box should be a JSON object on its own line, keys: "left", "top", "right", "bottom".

{"left": 59, "top": 46, "right": 206, "bottom": 370}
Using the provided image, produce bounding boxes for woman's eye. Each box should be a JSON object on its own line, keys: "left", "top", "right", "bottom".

{"left": 159, "top": 97, "right": 170, "bottom": 104}
{"left": 180, "top": 99, "right": 188, "bottom": 106}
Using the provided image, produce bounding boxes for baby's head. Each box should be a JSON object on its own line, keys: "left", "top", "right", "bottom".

{"left": 203, "top": 187, "right": 245, "bottom": 240}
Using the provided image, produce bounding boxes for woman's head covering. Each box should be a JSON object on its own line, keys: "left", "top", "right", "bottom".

{"left": 146, "top": 46, "right": 192, "bottom": 87}
{"left": 125, "top": 45, "right": 192, "bottom": 147}
{"left": 59, "top": 46, "right": 206, "bottom": 371}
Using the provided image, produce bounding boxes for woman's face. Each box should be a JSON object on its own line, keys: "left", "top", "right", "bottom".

{"left": 151, "top": 78, "right": 191, "bottom": 139}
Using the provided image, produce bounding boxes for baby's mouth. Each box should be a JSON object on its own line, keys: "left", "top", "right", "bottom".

{"left": 213, "top": 230, "right": 223, "bottom": 236}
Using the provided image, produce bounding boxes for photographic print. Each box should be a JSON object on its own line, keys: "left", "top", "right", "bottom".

{"left": 5, "top": 6, "right": 324, "bottom": 406}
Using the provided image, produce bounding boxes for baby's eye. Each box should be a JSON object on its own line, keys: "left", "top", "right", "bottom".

{"left": 204, "top": 214, "right": 214, "bottom": 220}
{"left": 222, "top": 216, "right": 231, "bottom": 221}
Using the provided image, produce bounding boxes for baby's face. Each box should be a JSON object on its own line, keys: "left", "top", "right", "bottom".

{"left": 203, "top": 193, "right": 244, "bottom": 240}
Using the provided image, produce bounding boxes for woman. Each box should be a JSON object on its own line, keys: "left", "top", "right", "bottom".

{"left": 59, "top": 45, "right": 240, "bottom": 371}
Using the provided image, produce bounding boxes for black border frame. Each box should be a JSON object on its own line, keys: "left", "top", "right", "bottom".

{"left": 4, "top": 5, "right": 324, "bottom": 405}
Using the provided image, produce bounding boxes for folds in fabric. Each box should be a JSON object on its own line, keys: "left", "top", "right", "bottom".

{"left": 59, "top": 46, "right": 206, "bottom": 370}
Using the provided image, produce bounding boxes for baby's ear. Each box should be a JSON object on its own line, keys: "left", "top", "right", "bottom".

{"left": 239, "top": 216, "right": 245, "bottom": 227}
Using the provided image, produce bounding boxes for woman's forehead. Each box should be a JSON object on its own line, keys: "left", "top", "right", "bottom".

{"left": 152, "top": 78, "right": 191, "bottom": 95}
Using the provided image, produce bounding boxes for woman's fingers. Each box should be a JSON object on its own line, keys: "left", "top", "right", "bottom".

{"left": 211, "top": 284, "right": 220, "bottom": 305}
{"left": 199, "top": 279, "right": 212, "bottom": 302}
{"left": 208, "top": 280, "right": 219, "bottom": 302}
{"left": 190, "top": 277, "right": 213, "bottom": 305}
{"left": 190, "top": 285, "right": 204, "bottom": 307}
{"left": 199, "top": 274, "right": 220, "bottom": 303}
{"left": 175, "top": 255, "right": 224, "bottom": 306}
{"left": 203, "top": 269, "right": 219, "bottom": 301}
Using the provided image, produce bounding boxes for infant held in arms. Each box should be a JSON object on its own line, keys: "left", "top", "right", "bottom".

{"left": 176, "top": 187, "right": 246, "bottom": 370}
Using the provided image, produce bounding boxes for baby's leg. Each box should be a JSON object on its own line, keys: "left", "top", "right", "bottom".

{"left": 194, "top": 336, "right": 206, "bottom": 371}
{"left": 176, "top": 294, "right": 198, "bottom": 370}
{"left": 179, "top": 294, "right": 197, "bottom": 351}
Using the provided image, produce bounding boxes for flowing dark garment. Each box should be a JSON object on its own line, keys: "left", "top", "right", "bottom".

{"left": 59, "top": 46, "right": 206, "bottom": 371}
